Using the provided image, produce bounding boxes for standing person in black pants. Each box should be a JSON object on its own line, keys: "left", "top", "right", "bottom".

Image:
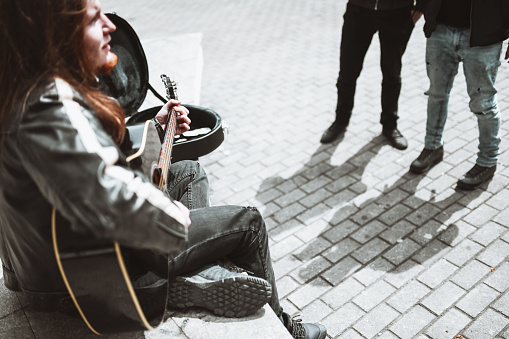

{"left": 320, "top": 0, "right": 422, "bottom": 150}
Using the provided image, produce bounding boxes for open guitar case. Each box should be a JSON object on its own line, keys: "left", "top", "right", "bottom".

{"left": 99, "top": 13, "right": 224, "bottom": 163}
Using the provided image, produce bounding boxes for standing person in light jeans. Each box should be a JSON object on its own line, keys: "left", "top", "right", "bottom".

{"left": 410, "top": 0, "right": 509, "bottom": 190}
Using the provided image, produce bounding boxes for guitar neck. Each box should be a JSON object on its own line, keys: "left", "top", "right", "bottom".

{"left": 157, "top": 74, "right": 179, "bottom": 190}
{"left": 157, "top": 109, "right": 177, "bottom": 190}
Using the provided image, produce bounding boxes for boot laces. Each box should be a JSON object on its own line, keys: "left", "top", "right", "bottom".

{"left": 466, "top": 164, "right": 491, "bottom": 178}
{"left": 288, "top": 314, "right": 306, "bottom": 339}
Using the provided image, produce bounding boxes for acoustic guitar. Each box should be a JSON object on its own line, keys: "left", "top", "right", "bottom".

{"left": 51, "top": 75, "right": 179, "bottom": 334}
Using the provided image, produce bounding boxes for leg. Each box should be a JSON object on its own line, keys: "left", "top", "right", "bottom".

{"left": 377, "top": 6, "right": 414, "bottom": 130}
{"left": 410, "top": 24, "right": 459, "bottom": 173}
{"left": 142, "top": 205, "right": 282, "bottom": 316}
{"left": 166, "top": 160, "right": 210, "bottom": 209}
{"left": 461, "top": 42, "right": 502, "bottom": 167}
{"left": 424, "top": 24, "right": 460, "bottom": 149}
{"left": 335, "top": 3, "right": 377, "bottom": 125}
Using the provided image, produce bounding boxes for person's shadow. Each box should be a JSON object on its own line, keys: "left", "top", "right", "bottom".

{"left": 257, "top": 135, "right": 482, "bottom": 285}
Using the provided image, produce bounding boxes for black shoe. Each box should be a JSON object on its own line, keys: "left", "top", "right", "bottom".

{"left": 382, "top": 127, "right": 408, "bottom": 150}
{"left": 282, "top": 313, "right": 327, "bottom": 339}
{"left": 320, "top": 121, "right": 347, "bottom": 144}
{"left": 168, "top": 265, "right": 271, "bottom": 317}
{"left": 409, "top": 146, "right": 444, "bottom": 174}
{"left": 457, "top": 164, "right": 496, "bottom": 190}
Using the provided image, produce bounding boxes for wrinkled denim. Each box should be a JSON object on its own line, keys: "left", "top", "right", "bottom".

{"left": 425, "top": 24, "right": 502, "bottom": 167}
{"left": 148, "top": 160, "right": 283, "bottom": 317}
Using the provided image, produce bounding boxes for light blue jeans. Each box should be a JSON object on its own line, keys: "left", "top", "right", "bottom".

{"left": 425, "top": 23, "right": 502, "bottom": 167}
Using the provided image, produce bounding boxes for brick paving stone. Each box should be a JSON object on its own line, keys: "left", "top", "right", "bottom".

{"left": 377, "top": 204, "right": 413, "bottom": 226}
{"left": 493, "top": 291, "right": 509, "bottom": 317}
{"left": 338, "top": 329, "right": 365, "bottom": 339}
{"left": 353, "top": 304, "right": 400, "bottom": 339}
{"left": 390, "top": 305, "right": 436, "bottom": 339}
{"left": 290, "top": 255, "right": 332, "bottom": 284}
{"left": 351, "top": 238, "right": 391, "bottom": 264}
{"left": 350, "top": 202, "right": 386, "bottom": 226}
{"left": 350, "top": 219, "right": 387, "bottom": 244}
{"left": 380, "top": 220, "right": 416, "bottom": 244}
{"left": 387, "top": 280, "right": 431, "bottom": 313}
{"left": 270, "top": 235, "right": 304, "bottom": 261}
{"left": 421, "top": 281, "right": 466, "bottom": 315}
{"left": 425, "top": 308, "right": 472, "bottom": 339}
{"left": 383, "top": 238, "right": 422, "bottom": 265}
{"left": 411, "top": 219, "right": 444, "bottom": 245}
{"left": 322, "top": 220, "right": 360, "bottom": 243}
{"left": 321, "top": 277, "right": 366, "bottom": 309}
{"left": 276, "top": 188, "right": 308, "bottom": 208}
{"left": 450, "top": 259, "right": 491, "bottom": 290}
{"left": 287, "top": 277, "right": 332, "bottom": 309}
{"left": 463, "top": 308, "right": 509, "bottom": 339}
{"left": 276, "top": 276, "right": 301, "bottom": 298}
{"left": 418, "top": 259, "right": 458, "bottom": 289}
{"left": 405, "top": 203, "right": 442, "bottom": 226}
{"left": 352, "top": 280, "right": 397, "bottom": 312}
{"left": 323, "top": 238, "right": 361, "bottom": 263}
{"left": 272, "top": 202, "right": 307, "bottom": 224}
{"left": 321, "top": 302, "right": 365, "bottom": 338}
{"left": 322, "top": 257, "right": 362, "bottom": 286}
{"left": 485, "top": 186, "right": 509, "bottom": 210}
{"left": 494, "top": 208, "right": 509, "bottom": 226}
{"left": 469, "top": 221, "right": 508, "bottom": 246}
{"left": 463, "top": 204, "right": 501, "bottom": 228}
{"left": 484, "top": 261, "right": 509, "bottom": 292}
{"left": 412, "top": 239, "right": 451, "bottom": 265}
{"left": 269, "top": 219, "right": 306, "bottom": 242}
{"left": 456, "top": 283, "right": 500, "bottom": 318}
{"left": 301, "top": 299, "right": 333, "bottom": 324}
{"left": 476, "top": 239, "right": 509, "bottom": 267}
{"left": 293, "top": 237, "right": 331, "bottom": 261}
{"left": 273, "top": 255, "right": 303, "bottom": 280}
{"left": 438, "top": 219, "right": 476, "bottom": 246}
{"left": 384, "top": 259, "right": 426, "bottom": 288}
{"left": 353, "top": 257, "right": 395, "bottom": 286}
{"left": 445, "top": 238, "right": 484, "bottom": 266}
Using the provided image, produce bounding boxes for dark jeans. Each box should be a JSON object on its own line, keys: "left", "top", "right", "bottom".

{"left": 141, "top": 160, "right": 283, "bottom": 317}
{"left": 335, "top": 3, "right": 414, "bottom": 130}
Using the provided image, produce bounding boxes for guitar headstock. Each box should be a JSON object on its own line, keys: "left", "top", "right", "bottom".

{"left": 160, "top": 74, "right": 178, "bottom": 100}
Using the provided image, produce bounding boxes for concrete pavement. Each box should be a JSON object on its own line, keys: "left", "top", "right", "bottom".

{"left": 1, "top": 0, "right": 508, "bottom": 338}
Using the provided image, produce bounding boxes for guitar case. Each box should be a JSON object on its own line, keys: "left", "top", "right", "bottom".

{"left": 99, "top": 13, "right": 224, "bottom": 163}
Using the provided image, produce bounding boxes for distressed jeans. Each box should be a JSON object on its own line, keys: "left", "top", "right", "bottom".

{"left": 425, "top": 23, "right": 502, "bottom": 167}
{"left": 141, "top": 160, "right": 283, "bottom": 317}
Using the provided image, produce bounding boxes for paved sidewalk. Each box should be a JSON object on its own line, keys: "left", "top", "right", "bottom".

{"left": 1, "top": 1, "right": 509, "bottom": 338}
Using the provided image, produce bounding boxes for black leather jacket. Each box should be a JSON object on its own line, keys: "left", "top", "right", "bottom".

{"left": 348, "top": 0, "right": 417, "bottom": 11}
{"left": 0, "top": 78, "right": 188, "bottom": 311}
{"left": 415, "top": 0, "right": 509, "bottom": 46}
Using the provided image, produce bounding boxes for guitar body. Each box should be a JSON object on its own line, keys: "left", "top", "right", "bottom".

{"left": 126, "top": 119, "right": 162, "bottom": 183}
{"left": 52, "top": 210, "right": 169, "bottom": 334}
{"left": 51, "top": 75, "right": 179, "bottom": 334}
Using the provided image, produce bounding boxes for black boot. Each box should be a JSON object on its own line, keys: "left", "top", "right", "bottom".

{"left": 168, "top": 265, "right": 271, "bottom": 317}
{"left": 320, "top": 120, "right": 347, "bottom": 144}
{"left": 382, "top": 127, "right": 408, "bottom": 150}
{"left": 409, "top": 146, "right": 444, "bottom": 174}
{"left": 457, "top": 164, "right": 496, "bottom": 190}
{"left": 282, "top": 312, "right": 327, "bottom": 339}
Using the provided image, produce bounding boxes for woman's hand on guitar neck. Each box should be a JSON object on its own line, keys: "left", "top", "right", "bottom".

{"left": 154, "top": 99, "right": 191, "bottom": 135}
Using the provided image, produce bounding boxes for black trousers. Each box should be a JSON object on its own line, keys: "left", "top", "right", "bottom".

{"left": 335, "top": 2, "right": 414, "bottom": 130}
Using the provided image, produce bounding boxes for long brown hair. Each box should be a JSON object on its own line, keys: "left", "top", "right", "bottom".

{"left": 0, "top": 0, "right": 125, "bottom": 145}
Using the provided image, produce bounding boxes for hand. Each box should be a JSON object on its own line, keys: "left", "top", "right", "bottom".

{"left": 411, "top": 10, "right": 423, "bottom": 24}
{"left": 154, "top": 99, "right": 191, "bottom": 135}
{"left": 173, "top": 200, "right": 191, "bottom": 227}
{"left": 505, "top": 45, "right": 509, "bottom": 63}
